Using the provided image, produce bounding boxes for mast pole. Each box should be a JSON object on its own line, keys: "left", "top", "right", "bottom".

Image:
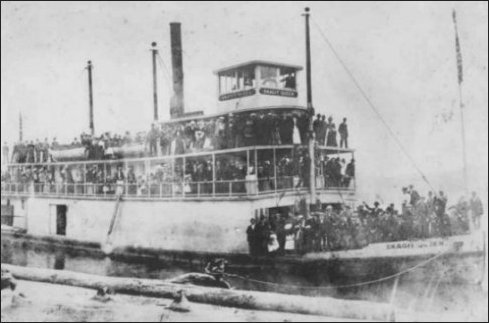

{"left": 303, "top": 7, "right": 316, "bottom": 207}
{"left": 87, "top": 60, "right": 95, "bottom": 136}
{"left": 452, "top": 10, "right": 468, "bottom": 193}
{"left": 19, "top": 112, "right": 23, "bottom": 142}
{"left": 151, "top": 42, "right": 159, "bottom": 122}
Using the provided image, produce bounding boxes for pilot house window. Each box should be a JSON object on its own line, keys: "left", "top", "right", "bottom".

{"left": 219, "top": 67, "right": 255, "bottom": 94}
{"left": 260, "top": 66, "right": 296, "bottom": 90}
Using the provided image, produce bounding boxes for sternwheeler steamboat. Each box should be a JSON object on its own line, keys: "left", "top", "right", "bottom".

{"left": 1, "top": 8, "right": 485, "bottom": 286}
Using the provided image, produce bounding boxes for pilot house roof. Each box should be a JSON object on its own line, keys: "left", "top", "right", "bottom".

{"left": 214, "top": 60, "right": 303, "bottom": 74}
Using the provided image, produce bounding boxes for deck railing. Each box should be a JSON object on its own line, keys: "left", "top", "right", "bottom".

{"left": 2, "top": 145, "right": 355, "bottom": 199}
{"left": 1, "top": 177, "right": 355, "bottom": 200}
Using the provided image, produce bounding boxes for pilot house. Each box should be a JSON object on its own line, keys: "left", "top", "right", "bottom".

{"left": 215, "top": 60, "right": 302, "bottom": 113}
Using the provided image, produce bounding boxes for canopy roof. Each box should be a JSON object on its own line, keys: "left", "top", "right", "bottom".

{"left": 214, "top": 60, "right": 303, "bottom": 74}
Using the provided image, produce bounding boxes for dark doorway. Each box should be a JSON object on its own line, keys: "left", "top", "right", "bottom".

{"left": 1, "top": 203, "right": 14, "bottom": 226}
{"left": 56, "top": 205, "right": 67, "bottom": 236}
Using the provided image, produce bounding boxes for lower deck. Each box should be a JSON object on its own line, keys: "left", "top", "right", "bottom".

{"left": 0, "top": 192, "right": 353, "bottom": 255}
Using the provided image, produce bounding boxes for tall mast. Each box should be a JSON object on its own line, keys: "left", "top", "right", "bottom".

{"left": 303, "top": 7, "right": 316, "bottom": 206}
{"left": 304, "top": 7, "right": 313, "bottom": 109}
{"left": 151, "top": 42, "right": 159, "bottom": 122}
{"left": 452, "top": 10, "right": 468, "bottom": 193}
{"left": 19, "top": 112, "right": 23, "bottom": 142}
{"left": 87, "top": 60, "right": 95, "bottom": 136}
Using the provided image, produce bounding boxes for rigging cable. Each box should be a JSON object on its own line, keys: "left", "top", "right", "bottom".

{"left": 155, "top": 52, "right": 174, "bottom": 93}
{"left": 311, "top": 18, "right": 436, "bottom": 193}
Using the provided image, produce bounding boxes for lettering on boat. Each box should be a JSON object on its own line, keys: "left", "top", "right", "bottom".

{"left": 385, "top": 239, "right": 460, "bottom": 250}
{"left": 259, "top": 88, "right": 298, "bottom": 97}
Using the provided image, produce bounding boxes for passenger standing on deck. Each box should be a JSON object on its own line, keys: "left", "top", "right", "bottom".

{"left": 324, "top": 206, "right": 334, "bottom": 250}
{"left": 317, "top": 212, "right": 327, "bottom": 251}
{"left": 318, "top": 115, "right": 327, "bottom": 146}
{"left": 244, "top": 114, "right": 256, "bottom": 146}
{"left": 417, "top": 197, "right": 429, "bottom": 238}
{"left": 159, "top": 127, "right": 170, "bottom": 156}
{"left": 127, "top": 166, "right": 137, "bottom": 195}
{"left": 435, "top": 191, "right": 450, "bottom": 236}
{"left": 255, "top": 215, "right": 270, "bottom": 256}
{"left": 345, "top": 158, "right": 355, "bottom": 187}
{"left": 276, "top": 215, "right": 287, "bottom": 255}
{"left": 26, "top": 141, "right": 35, "bottom": 163}
{"left": 246, "top": 218, "right": 257, "bottom": 256}
{"left": 338, "top": 118, "right": 348, "bottom": 148}
{"left": 313, "top": 114, "right": 321, "bottom": 140}
{"left": 326, "top": 124, "right": 338, "bottom": 147}
{"left": 172, "top": 130, "right": 186, "bottom": 155}
{"left": 469, "top": 191, "right": 483, "bottom": 230}
{"left": 42, "top": 138, "right": 50, "bottom": 162}
{"left": 408, "top": 185, "right": 421, "bottom": 206}
{"left": 147, "top": 124, "right": 159, "bottom": 156}
{"left": 279, "top": 115, "right": 293, "bottom": 144}
{"left": 292, "top": 117, "right": 301, "bottom": 145}
{"left": 2, "top": 142, "right": 9, "bottom": 165}
{"left": 427, "top": 191, "right": 436, "bottom": 236}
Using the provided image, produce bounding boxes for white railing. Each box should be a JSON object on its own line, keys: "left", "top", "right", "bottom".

{"left": 1, "top": 176, "right": 354, "bottom": 200}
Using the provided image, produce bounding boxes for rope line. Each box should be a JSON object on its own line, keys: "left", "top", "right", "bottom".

{"left": 155, "top": 53, "right": 173, "bottom": 92}
{"left": 310, "top": 18, "right": 436, "bottom": 193}
{"left": 225, "top": 246, "right": 451, "bottom": 290}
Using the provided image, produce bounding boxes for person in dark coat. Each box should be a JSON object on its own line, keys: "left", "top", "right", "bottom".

{"left": 318, "top": 115, "right": 327, "bottom": 146}
{"left": 26, "top": 141, "right": 35, "bottom": 163}
{"left": 434, "top": 191, "right": 450, "bottom": 236}
{"left": 317, "top": 213, "right": 328, "bottom": 251}
{"left": 279, "top": 115, "right": 293, "bottom": 144}
{"left": 147, "top": 124, "right": 159, "bottom": 156}
{"left": 408, "top": 185, "right": 421, "bottom": 206}
{"left": 276, "top": 215, "right": 287, "bottom": 254}
{"left": 243, "top": 115, "right": 256, "bottom": 146}
{"left": 255, "top": 215, "right": 270, "bottom": 256}
{"left": 246, "top": 218, "right": 257, "bottom": 256}
{"left": 344, "top": 158, "right": 355, "bottom": 187}
{"left": 313, "top": 114, "right": 321, "bottom": 140}
{"left": 338, "top": 118, "right": 348, "bottom": 148}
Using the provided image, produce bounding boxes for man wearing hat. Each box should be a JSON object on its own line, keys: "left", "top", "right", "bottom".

{"left": 246, "top": 218, "right": 257, "bottom": 256}
{"left": 338, "top": 117, "right": 349, "bottom": 148}
{"left": 313, "top": 114, "right": 321, "bottom": 140}
{"left": 147, "top": 123, "right": 159, "bottom": 156}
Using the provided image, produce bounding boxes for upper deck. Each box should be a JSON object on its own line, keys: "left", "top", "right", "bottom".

{"left": 2, "top": 58, "right": 355, "bottom": 202}
{"left": 2, "top": 144, "right": 355, "bottom": 202}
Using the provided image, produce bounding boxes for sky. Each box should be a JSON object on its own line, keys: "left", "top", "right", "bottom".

{"left": 1, "top": 1, "right": 488, "bottom": 203}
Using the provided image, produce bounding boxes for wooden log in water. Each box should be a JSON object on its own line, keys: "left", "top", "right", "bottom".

{"left": 2, "top": 264, "right": 395, "bottom": 321}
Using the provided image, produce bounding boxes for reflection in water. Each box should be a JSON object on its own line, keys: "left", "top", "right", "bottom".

{"left": 1, "top": 236, "right": 486, "bottom": 317}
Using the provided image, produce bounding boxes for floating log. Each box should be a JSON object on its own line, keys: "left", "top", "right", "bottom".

{"left": 169, "top": 272, "right": 231, "bottom": 289}
{"left": 2, "top": 264, "right": 395, "bottom": 321}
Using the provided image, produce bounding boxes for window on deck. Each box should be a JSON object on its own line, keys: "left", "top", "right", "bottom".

{"left": 219, "top": 67, "right": 256, "bottom": 94}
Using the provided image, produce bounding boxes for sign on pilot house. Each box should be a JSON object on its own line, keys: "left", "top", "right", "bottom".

{"left": 259, "top": 87, "right": 298, "bottom": 98}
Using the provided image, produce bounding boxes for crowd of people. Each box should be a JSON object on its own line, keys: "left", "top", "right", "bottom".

{"left": 312, "top": 114, "right": 349, "bottom": 148}
{"left": 146, "top": 111, "right": 310, "bottom": 157}
{"left": 319, "top": 156, "right": 354, "bottom": 188}
{"left": 5, "top": 131, "right": 147, "bottom": 164}
{"left": 4, "top": 110, "right": 352, "bottom": 166}
{"left": 1, "top": 147, "right": 356, "bottom": 198}
{"left": 246, "top": 187, "right": 484, "bottom": 256}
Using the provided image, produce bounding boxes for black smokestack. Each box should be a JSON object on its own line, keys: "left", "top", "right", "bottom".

{"left": 170, "top": 22, "right": 184, "bottom": 119}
